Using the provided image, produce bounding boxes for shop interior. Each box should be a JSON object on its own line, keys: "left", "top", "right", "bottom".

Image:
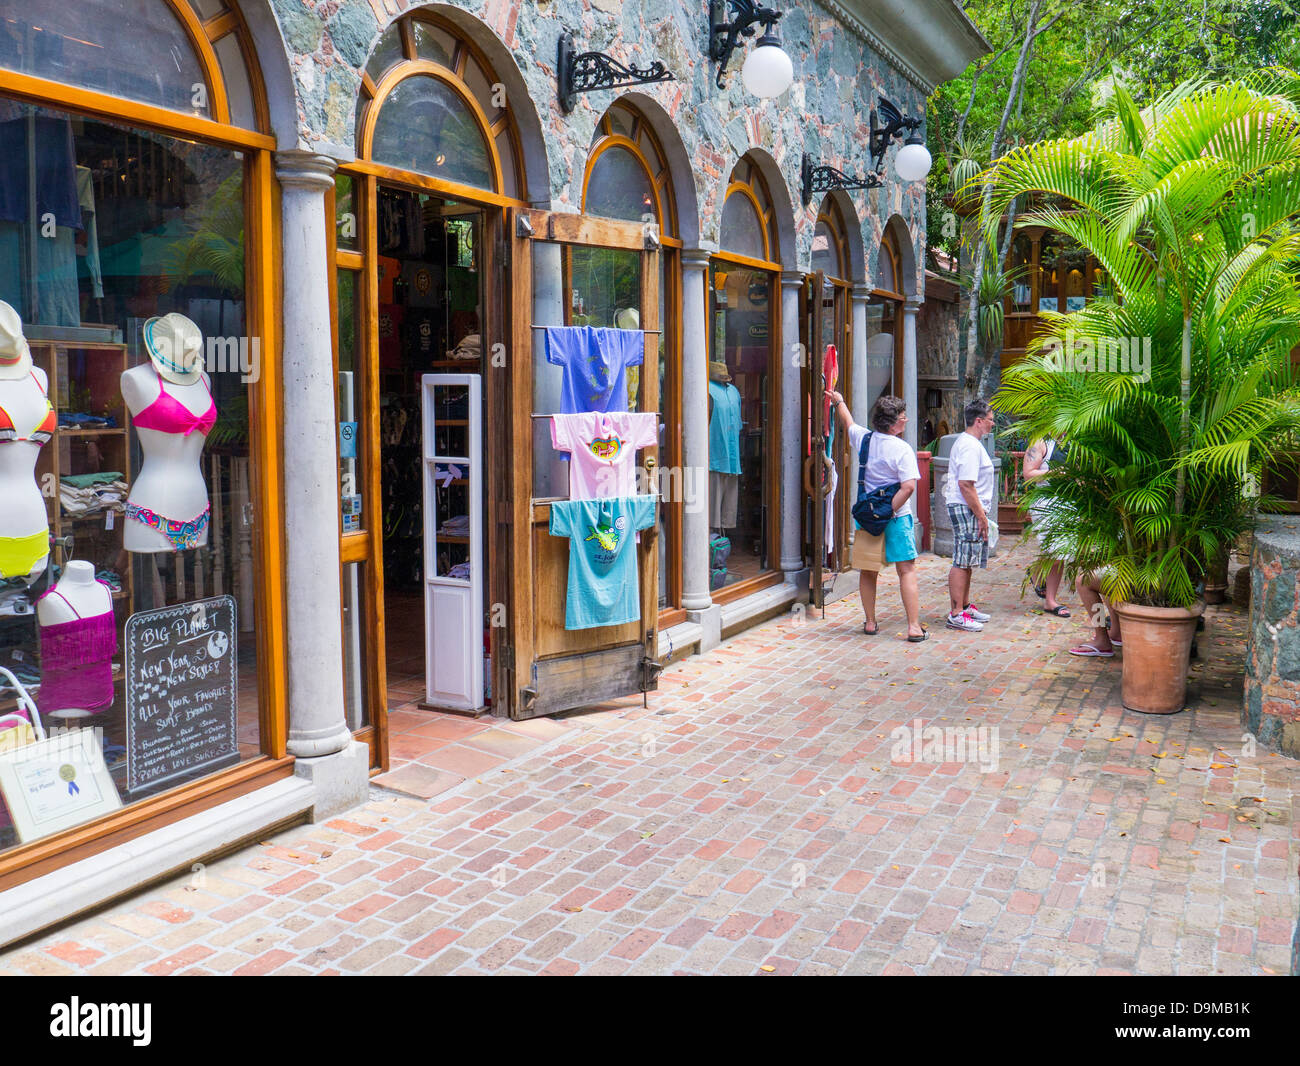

{"left": 0, "top": 104, "right": 262, "bottom": 848}
{"left": 373, "top": 185, "right": 489, "bottom": 711}
{"left": 708, "top": 264, "right": 771, "bottom": 590}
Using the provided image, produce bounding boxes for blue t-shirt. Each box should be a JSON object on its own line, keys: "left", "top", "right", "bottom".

{"left": 545, "top": 326, "right": 645, "bottom": 414}
{"left": 549, "top": 496, "right": 657, "bottom": 630}
{"left": 707, "top": 381, "right": 742, "bottom": 475}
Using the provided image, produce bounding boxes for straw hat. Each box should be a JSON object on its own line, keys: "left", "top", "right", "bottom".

{"left": 0, "top": 301, "right": 30, "bottom": 366}
{"left": 708, "top": 360, "right": 732, "bottom": 384}
{"left": 143, "top": 313, "right": 203, "bottom": 373}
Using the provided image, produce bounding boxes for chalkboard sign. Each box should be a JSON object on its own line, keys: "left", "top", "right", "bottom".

{"left": 125, "top": 595, "right": 239, "bottom": 794}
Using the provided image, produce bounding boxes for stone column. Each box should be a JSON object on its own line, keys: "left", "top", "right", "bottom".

{"left": 780, "top": 271, "right": 805, "bottom": 580}
{"left": 902, "top": 299, "right": 921, "bottom": 521}
{"left": 850, "top": 284, "right": 870, "bottom": 427}
{"left": 275, "top": 151, "right": 368, "bottom": 817}
{"left": 681, "top": 249, "right": 720, "bottom": 648}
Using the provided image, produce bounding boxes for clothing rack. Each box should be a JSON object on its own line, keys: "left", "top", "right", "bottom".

{"left": 529, "top": 324, "right": 662, "bottom": 335}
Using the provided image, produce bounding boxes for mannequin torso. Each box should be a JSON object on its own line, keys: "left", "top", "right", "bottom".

{"left": 36, "top": 560, "right": 112, "bottom": 626}
{"left": 121, "top": 362, "right": 213, "bottom": 552}
{"left": 0, "top": 358, "right": 52, "bottom": 580}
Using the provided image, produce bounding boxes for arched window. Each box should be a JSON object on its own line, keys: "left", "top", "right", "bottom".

{"left": 811, "top": 196, "right": 851, "bottom": 282}
{"left": 583, "top": 100, "right": 676, "bottom": 238}
{"left": 0, "top": 0, "right": 267, "bottom": 130}
{"left": 720, "top": 158, "right": 779, "bottom": 265}
{"left": 879, "top": 227, "right": 904, "bottom": 296}
{"left": 357, "top": 13, "right": 524, "bottom": 199}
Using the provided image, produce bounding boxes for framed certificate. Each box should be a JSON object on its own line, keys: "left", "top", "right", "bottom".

{"left": 0, "top": 730, "right": 122, "bottom": 844}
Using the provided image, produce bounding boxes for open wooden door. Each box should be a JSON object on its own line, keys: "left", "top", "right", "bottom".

{"left": 803, "top": 272, "right": 827, "bottom": 609}
{"left": 502, "top": 208, "right": 662, "bottom": 720}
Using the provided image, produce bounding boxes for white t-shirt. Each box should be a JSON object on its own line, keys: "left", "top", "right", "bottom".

{"left": 945, "top": 432, "right": 995, "bottom": 509}
{"left": 848, "top": 424, "right": 920, "bottom": 492}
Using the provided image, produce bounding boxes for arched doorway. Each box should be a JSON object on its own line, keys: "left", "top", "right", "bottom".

{"left": 0, "top": 0, "right": 285, "bottom": 875}
{"left": 708, "top": 155, "right": 784, "bottom": 600}
{"left": 582, "top": 99, "right": 684, "bottom": 625}
{"left": 865, "top": 226, "right": 906, "bottom": 417}
{"left": 331, "top": 9, "right": 531, "bottom": 750}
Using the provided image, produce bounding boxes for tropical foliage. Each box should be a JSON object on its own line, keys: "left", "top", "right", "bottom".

{"left": 984, "top": 72, "right": 1300, "bottom": 608}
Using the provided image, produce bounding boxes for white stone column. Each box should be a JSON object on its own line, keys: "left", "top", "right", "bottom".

{"left": 902, "top": 299, "right": 921, "bottom": 454}
{"left": 680, "top": 249, "right": 713, "bottom": 620}
{"left": 780, "top": 271, "right": 805, "bottom": 579}
{"left": 275, "top": 151, "right": 368, "bottom": 817}
{"left": 850, "top": 284, "right": 870, "bottom": 425}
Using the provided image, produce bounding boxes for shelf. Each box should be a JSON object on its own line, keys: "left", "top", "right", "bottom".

{"left": 63, "top": 512, "right": 125, "bottom": 525}
{"left": 436, "top": 533, "right": 470, "bottom": 543}
{"left": 57, "top": 427, "right": 125, "bottom": 437}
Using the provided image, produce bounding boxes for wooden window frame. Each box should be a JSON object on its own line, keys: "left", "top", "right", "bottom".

{"left": 0, "top": 16, "right": 287, "bottom": 888}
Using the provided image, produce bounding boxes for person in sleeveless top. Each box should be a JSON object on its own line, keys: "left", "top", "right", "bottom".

{"left": 1023, "top": 435, "right": 1070, "bottom": 617}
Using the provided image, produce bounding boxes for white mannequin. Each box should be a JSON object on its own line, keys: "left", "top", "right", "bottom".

{"left": 0, "top": 301, "right": 51, "bottom": 581}
{"left": 36, "top": 560, "right": 111, "bottom": 626}
{"left": 37, "top": 560, "right": 113, "bottom": 720}
{"left": 122, "top": 314, "right": 213, "bottom": 553}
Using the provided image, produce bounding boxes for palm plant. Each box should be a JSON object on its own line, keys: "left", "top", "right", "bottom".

{"left": 982, "top": 72, "right": 1300, "bottom": 608}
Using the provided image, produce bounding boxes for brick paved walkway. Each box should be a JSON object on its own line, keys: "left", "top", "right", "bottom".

{"left": 2, "top": 541, "right": 1295, "bottom": 975}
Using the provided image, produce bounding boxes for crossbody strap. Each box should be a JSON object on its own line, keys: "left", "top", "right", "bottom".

{"left": 857, "top": 429, "right": 873, "bottom": 497}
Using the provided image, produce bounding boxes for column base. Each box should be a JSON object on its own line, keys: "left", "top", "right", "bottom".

{"left": 293, "top": 739, "right": 370, "bottom": 822}
{"left": 686, "top": 603, "right": 722, "bottom": 652}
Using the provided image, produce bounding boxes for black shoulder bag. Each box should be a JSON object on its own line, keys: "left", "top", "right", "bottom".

{"left": 851, "top": 430, "right": 899, "bottom": 536}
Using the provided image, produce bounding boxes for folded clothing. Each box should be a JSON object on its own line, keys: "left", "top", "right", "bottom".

{"left": 60, "top": 471, "right": 124, "bottom": 488}
{"left": 439, "top": 514, "right": 471, "bottom": 536}
{"left": 60, "top": 479, "right": 127, "bottom": 516}
{"left": 446, "top": 562, "right": 471, "bottom": 580}
{"left": 58, "top": 412, "right": 117, "bottom": 429}
{"left": 447, "top": 333, "right": 481, "bottom": 361}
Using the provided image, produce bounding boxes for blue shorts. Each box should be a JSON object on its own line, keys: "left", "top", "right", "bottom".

{"left": 885, "top": 512, "right": 918, "bottom": 563}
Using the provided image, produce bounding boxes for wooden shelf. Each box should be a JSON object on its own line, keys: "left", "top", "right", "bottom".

{"left": 436, "top": 533, "right": 470, "bottom": 543}
{"left": 57, "top": 427, "right": 125, "bottom": 437}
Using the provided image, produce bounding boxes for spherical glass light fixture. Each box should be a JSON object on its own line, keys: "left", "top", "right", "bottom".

{"left": 741, "top": 30, "right": 793, "bottom": 99}
{"left": 894, "top": 134, "right": 932, "bottom": 183}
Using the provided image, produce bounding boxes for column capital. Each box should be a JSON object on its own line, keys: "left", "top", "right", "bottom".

{"left": 903, "top": 297, "right": 923, "bottom": 314}
{"left": 681, "top": 247, "right": 713, "bottom": 270}
{"left": 780, "top": 270, "right": 804, "bottom": 289}
{"left": 851, "top": 283, "right": 873, "bottom": 302}
{"left": 274, "top": 150, "right": 338, "bottom": 191}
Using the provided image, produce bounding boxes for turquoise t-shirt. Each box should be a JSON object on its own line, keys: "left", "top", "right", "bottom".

{"left": 708, "top": 381, "right": 742, "bottom": 475}
{"left": 549, "top": 496, "right": 657, "bottom": 630}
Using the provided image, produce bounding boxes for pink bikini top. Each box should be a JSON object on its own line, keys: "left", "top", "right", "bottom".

{"left": 133, "top": 365, "right": 217, "bottom": 437}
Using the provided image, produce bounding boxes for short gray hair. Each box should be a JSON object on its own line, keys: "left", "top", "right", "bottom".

{"left": 871, "top": 395, "right": 907, "bottom": 432}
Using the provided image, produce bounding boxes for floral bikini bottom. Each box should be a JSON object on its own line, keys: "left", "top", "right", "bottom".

{"left": 125, "top": 503, "right": 211, "bottom": 550}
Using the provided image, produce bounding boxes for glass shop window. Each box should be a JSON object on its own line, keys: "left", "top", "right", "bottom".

{"left": 0, "top": 100, "right": 264, "bottom": 853}
{"left": 706, "top": 263, "right": 772, "bottom": 588}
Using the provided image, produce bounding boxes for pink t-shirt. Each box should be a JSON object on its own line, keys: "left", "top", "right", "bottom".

{"left": 551, "top": 412, "right": 658, "bottom": 499}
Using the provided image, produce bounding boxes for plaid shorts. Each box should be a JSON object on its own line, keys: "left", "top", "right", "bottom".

{"left": 948, "top": 503, "right": 989, "bottom": 569}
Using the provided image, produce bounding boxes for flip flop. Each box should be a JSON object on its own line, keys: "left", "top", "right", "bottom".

{"left": 1044, "top": 605, "right": 1071, "bottom": 618}
{"left": 1069, "top": 643, "right": 1114, "bottom": 657}
{"left": 906, "top": 631, "right": 928, "bottom": 642}
{"left": 1033, "top": 585, "right": 1046, "bottom": 599}
{"left": 862, "top": 622, "right": 879, "bottom": 636}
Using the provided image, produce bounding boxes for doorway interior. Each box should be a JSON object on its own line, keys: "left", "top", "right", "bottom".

{"left": 374, "top": 182, "right": 491, "bottom": 713}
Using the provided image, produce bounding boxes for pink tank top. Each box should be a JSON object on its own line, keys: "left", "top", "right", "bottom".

{"left": 36, "top": 585, "right": 117, "bottom": 714}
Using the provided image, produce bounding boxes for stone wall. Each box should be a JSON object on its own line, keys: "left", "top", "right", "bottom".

{"left": 260, "top": 0, "right": 928, "bottom": 290}
{"left": 1243, "top": 517, "right": 1300, "bottom": 759}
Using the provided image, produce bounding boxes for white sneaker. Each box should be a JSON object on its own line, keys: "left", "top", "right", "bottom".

{"left": 945, "top": 610, "right": 984, "bottom": 632}
{"left": 964, "top": 603, "right": 991, "bottom": 623}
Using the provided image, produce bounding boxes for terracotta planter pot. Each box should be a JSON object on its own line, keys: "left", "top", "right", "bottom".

{"left": 1112, "top": 601, "right": 1205, "bottom": 714}
{"left": 996, "top": 502, "right": 1026, "bottom": 533}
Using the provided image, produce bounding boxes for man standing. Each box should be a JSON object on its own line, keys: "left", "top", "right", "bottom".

{"left": 945, "top": 400, "right": 996, "bottom": 632}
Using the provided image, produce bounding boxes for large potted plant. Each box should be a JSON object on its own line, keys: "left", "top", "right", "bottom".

{"left": 983, "top": 73, "right": 1300, "bottom": 713}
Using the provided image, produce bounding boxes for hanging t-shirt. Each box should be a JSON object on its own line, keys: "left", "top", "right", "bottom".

{"left": 551, "top": 411, "right": 658, "bottom": 499}
{"left": 544, "top": 325, "right": 645, "bottom": 414}
{"left": 707, "top": 381, "right": 742, "bottom": 475}
{"left": 549, "top": 495, "right": 656, "bottom": 630}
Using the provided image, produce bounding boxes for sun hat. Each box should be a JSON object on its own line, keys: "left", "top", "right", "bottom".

{"left": 143, "top": 313, "right": 203, "bottom": 373}
{"left": 0, "top": 301, "right": 30, "bottom": 366}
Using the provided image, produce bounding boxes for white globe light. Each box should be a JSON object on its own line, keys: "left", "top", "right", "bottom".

{"left": 895, "top": 140, "right": 932, "bottom": 183}
{"left": 742, "top": 41, "right": 794, "bottom": 99}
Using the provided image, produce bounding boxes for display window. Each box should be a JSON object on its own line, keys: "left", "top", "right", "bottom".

{"left": 865, "top": 228, "right": 905, "bottom": 416}
{"left": 708, "top": 157, "right": 782, "bottom": 600}
{"left": 0, "top": 1, "right": 283, "bottom": 870}
{"left": 582, "top": 100, "right": 682, "bottom": 625}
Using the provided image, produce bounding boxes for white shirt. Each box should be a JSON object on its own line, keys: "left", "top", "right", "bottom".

{"left": 848, "top": 424, "right": 920, "bottom": 492}
{"left": 945, "top": 431, "right": 995, "bottom": 509}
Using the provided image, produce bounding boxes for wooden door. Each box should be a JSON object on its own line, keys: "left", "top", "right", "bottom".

{"left": 503, "top": 209, "right": 662, "bottom": 720}
{"left": 804, "top": 272, "right": 827, "bottom": 608}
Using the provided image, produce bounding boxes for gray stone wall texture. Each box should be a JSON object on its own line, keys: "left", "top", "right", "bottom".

{"left": 1243, "top": 517, "right": 1300, "bottom": 760}
{"left": 262, "top": 0, "right": 928, "bottom": 294}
